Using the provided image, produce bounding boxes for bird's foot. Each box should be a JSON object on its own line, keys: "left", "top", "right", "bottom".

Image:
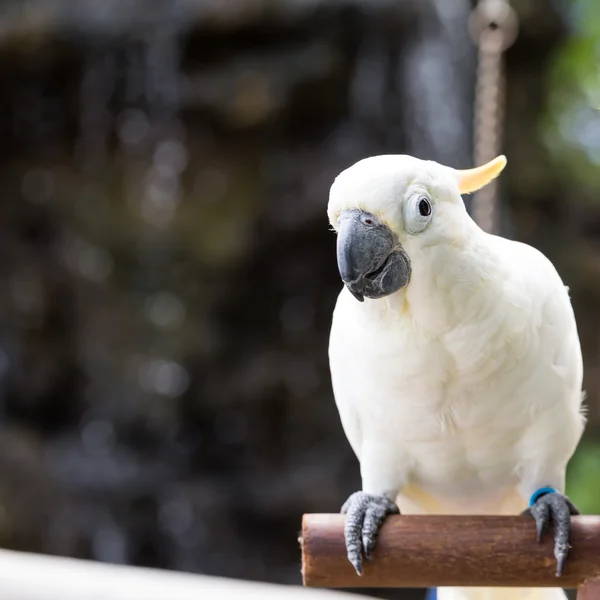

{"left": 522, "top": 490, "right": 579, "bottom": 577}
{"left": 341, "top": 491, "right": 399, "bottom": 576}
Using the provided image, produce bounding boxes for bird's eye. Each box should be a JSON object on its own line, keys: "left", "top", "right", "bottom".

{"left": 360, "top": 213, "right": 377, "bottom": 227}
{"left": 418, "top": 198, "right": 431, "bottom": 217}
{"left": 403, "top": 194, "right": 433, "bottom": 234}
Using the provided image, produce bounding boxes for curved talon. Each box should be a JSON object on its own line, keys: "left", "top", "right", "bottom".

{"left": 533, "top": 501, "right": 550, "bottom": 542}
{"left": 340, "top": 491, "right": 399, "bottom": 575}
{"left": 343, "top": 495, "right": 366, "bottom": 575}
{"left": 362, "top": 501, "right": 390, "bottom": 559}
{"left": 527, "top": 492, "right": 579, "bottom": 577}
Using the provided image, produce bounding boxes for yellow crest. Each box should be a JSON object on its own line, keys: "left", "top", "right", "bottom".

{"left": 456, "top": 155, "right": 507, "bottom": 194}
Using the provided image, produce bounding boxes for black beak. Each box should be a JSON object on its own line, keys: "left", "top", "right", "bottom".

{"left": 336, "top": 210, "right": 411, "bottom": 302}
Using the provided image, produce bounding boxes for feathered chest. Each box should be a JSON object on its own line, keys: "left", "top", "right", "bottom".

{"left": 329, "top": 287, "right": 544, "bottom": 441}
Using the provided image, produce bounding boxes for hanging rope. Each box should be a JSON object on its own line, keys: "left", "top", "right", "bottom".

{"left": 468, "top": 0, "right": 518, "bottom": 234}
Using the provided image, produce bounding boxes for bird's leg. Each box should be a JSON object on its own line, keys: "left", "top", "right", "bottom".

{"left": 521, "top": 488, "right": 579, "bottom": 577}
{"left": 341, "top": 491, "right": 399, "bottom": 575}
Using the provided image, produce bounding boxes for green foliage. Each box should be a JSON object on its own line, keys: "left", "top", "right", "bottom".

{"left": 544, "top": 2, "right": 600, "bottom": 512}
{"left": 566, "top": 439, "right": 600, "bottom": 513}
{"left": 543, "top": 0, "right": 600, "bottom": 188}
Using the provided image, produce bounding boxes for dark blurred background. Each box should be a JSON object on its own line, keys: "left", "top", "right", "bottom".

{"left": 0, "top": 0, "right": 599, "bottom": 598}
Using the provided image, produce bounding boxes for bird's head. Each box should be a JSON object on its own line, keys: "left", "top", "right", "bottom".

{"left": 327, "top": 154, "right": 506, "bottom": 302}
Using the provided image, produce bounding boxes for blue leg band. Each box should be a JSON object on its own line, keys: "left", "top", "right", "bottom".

{"left": 425, "top": 588, "right": 438, "bottom": 600}
{"left": 529, "top": 486, "right": 557, "bottom": 507}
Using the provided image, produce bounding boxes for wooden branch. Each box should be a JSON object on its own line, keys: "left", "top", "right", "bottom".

{"left": 301, "top": 514, "right": 600, "bottom": 590}
{"left": 0, "top": 547, "right": 371, "bottom": 600}
{"left": 578, "top": 578, "right": 600, "bottom": 599}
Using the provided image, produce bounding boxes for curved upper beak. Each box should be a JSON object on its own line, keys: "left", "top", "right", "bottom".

{"left": 336, "top": 210, "right": 395, "bottom": 302}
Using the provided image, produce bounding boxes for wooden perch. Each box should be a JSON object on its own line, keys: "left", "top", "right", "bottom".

{"left": 301, "top": 514, "right": 600, "bottom": 595}
{"left": 0, "top": 547, "right": 372, "bottom": 600}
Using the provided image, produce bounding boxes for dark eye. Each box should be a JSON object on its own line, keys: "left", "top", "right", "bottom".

{"left": 360, "top": 214, "right": 376, "bottom": 226}
{"left": 418, "top": 198, "right": 431, "bottom": 217}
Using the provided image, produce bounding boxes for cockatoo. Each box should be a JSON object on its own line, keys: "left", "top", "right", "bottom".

{"left": 327, "top": 154, "right": 585, "bottom": 600}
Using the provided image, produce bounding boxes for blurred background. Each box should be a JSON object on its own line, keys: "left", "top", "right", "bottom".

{"left": 0, "top": 0, "right": 599, "bottom": 598}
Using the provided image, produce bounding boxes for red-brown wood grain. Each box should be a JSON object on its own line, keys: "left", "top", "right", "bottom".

{"left": 301, "top": 514, "right": 600, "bottom": 590}
{"left": 578, "top": 578, "right": 600, "bottom": 599}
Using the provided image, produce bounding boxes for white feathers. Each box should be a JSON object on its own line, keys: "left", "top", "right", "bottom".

{"left": 328, "top": 155, "right": 584, "bottom": 600}
{"left": 327, "top": 154, "right": 462, "bottom": 233}
{"left": 437, "top": 587, "right": 568, "bottom": 600}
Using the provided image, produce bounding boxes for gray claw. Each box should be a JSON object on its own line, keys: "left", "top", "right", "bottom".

{"left": 556, "top": 553, "right": 566, "bottom": 578}
{"left": 527, "top": 492, "right": 579, "bottom": 577}
{"left": 533, "top": 501, "right": 550, "bottom": 542}
{"left": 341, "top": 491, "right": 399, "bottom": 575}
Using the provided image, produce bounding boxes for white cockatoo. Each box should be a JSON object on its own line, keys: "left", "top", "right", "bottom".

{"left": 327, "top": 154, "right": 586, "bottom": 600}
